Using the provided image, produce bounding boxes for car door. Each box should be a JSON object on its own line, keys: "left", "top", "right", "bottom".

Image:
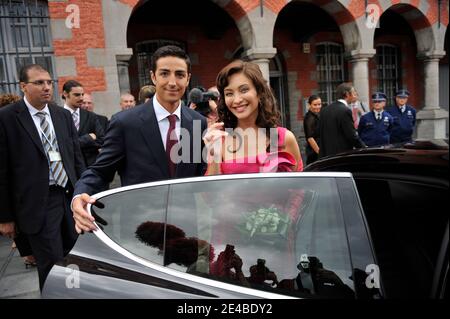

{"left": 43, "top": 173, "right": 380, "bottom": 299}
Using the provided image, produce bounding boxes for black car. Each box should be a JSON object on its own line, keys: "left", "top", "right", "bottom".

{"left": 42, "top": 172, "right": 379, "bottom": 299}
{"left": 42, "top": 142, "right": 448, "bottom": 299}
{"left": 305, "top": 140, "right": 449, "bottom": 299}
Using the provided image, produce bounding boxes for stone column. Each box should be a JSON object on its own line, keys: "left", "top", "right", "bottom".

{"left": 348, "top": 50, "right": 376, "bottom": 108}
{"left": 116, "top": 55, "right": 132, "bottom": 94}
{"left": 416, "top": 52, "right": 448, "bottom": 140}
{"left": 243, "top": 47, "right": 277, "bottom": 82}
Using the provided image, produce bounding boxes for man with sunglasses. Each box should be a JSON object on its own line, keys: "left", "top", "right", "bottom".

{"left": 0, "top": 64, "right": 85, "bottom": 291}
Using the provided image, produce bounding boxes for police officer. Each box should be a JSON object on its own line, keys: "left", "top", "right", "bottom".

{"left": 386, "top": 89, "right": 416, "bottom": 144}
{"left": 358, "top": 92, "right": 393, "bottom": 147}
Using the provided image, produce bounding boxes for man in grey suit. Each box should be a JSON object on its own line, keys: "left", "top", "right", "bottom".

{"left": 72, "top": 45, "right": 207, "bottom": 234}
{"left": 318, "top": 82, "right": 366, "bottom": 158}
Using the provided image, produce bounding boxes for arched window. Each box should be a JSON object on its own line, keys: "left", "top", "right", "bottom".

{"left": 269, "top": 54, "right": 289, "bottom": 128}
{"left": 315, "top": 43, "right": 345, "bottom": 106}
{"left": 135, "top": 39, "right": 186, "bottom": 87}
{"left": 0, "top": 0, "right": 56, "bottom": 95}
{"left": 376, "top": 44, "right": 401, "bottom": 105}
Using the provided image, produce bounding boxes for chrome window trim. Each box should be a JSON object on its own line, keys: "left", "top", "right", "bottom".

{"left": 87, "top": 172, "right": 352, "bottom": 299}
{"left": 90, "top": 172, "right": 352, "bottom": 200}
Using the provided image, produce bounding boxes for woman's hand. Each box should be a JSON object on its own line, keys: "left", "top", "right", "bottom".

{"left": 203, "top": 122, "right": 228, "bottom": 163}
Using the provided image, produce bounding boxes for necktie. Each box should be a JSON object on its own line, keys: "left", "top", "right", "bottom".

{"left": 376, "top": 113, "right": 381, "bottom": 121}
{"left": 401, "top": 106, "right": 405, "bottom": 114}
{"left": 165, "top": 114, "right": 178, "bottom": 177}
{"left": 36, "top": 112, "right": 68, "bottom": 187}
{"left": 72, "top": 111, "right": 79, "bottom": 130}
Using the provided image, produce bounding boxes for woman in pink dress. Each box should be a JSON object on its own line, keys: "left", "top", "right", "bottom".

{"left": 204, "top": 60, "right": 303, "bottom": 175}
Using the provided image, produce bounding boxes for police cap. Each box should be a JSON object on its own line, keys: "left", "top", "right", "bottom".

{"left": 395, "top": 89, "right": 410, "bottom": 98}
{"left": 372, "top": 92, "right": 387, "bottom": 102}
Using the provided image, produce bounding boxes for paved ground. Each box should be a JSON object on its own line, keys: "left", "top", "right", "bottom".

{"left": 0, "top": 178, "right": 121, "bottom": 300}
{"left": 0, "top": 236, "right": 40, "bottom": 299}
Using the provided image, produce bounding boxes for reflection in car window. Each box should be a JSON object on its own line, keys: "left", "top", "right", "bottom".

{"left": 165, "top": 177, "right": 355, "bottom": 298}
{"left": 93, "top": 185, "right": 169, "bottom": 266}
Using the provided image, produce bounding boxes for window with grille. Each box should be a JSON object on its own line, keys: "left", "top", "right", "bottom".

{"left": 376, "top": 45, "right": 401, "bottom": 106}
{"left": 0, "top": 0, "right": 56, "bottom": 96}
{"left": 136, "top": 40, "right": 186, "bottom": 88}
{"left": 315, "top": 43, "right": 345, "bottom": 106}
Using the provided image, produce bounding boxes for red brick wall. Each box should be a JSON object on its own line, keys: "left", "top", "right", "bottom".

{"left": 49, "top": 0, "right": 106, "bottom": 93}
{"left": 274, "top": 29, "right": 346, "bottom": 121}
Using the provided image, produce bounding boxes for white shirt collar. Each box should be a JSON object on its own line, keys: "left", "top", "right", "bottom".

{"left": 24, "top": 96, "right": 50, "bottom": 116}
{"left": 338, "top": 99, "right": 348, "bottom": 107}
{"left": 153, "top": 95, "right": 181, "bottom": 122}
{"left": 64, "top": 104, "right": 79, "bottom": 116}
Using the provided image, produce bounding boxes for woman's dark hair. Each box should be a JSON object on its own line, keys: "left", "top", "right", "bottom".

{"left": 216, "top": 60, "right": 281, "bottom": 130}
{"left": 308, "top": 95, "right": 321, "bottom": 105}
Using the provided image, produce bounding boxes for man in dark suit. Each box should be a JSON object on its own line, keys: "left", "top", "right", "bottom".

{"left": 72, "top": 45, "right": 207, "bottom": 234}
{"left": 318, "top": 82, "right": 366, "bottom": 158}
{"left": 0, "top": 64, "right": 85, "bottom": 289}
{"left": 62, "top": 80, "right": 105, "bottom": 167}
{"left": 82, "top": 93, "right": 109, "bottom": 132}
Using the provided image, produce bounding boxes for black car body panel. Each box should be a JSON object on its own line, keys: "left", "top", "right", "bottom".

{"left": 304, "top": 141, "right": 449, "bottom": 298}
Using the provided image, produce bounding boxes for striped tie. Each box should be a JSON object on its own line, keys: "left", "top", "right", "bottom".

{"left": 36, "top": 112, "right": 68, "bottom": 187}
{"left": 72, "top": 111, "right": 79, "bottom": 130}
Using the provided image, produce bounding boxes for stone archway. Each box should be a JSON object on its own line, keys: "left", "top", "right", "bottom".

{"left": 379, "top": 2, "right": 448, "bottom": 140}
{"left": 125, "top": 0, "right": 243, "bottom": 98}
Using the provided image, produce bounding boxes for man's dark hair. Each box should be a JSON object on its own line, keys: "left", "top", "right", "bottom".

{"left": 19, "top": 64, "right": 50, "bottom": 83}
{"left": 62, "top": 80, "right": 83, "bottom": 100}
{"left": 151, "top": 45, "right": 191, "bottom": 73}
{"left": 336, "top": 82, "right": 354, "bottom": 100}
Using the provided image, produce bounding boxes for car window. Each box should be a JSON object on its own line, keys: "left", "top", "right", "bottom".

{"left": 165, "top": 177, "right": 356, "bottom": 298}
{"left": 354, "top": 178, "right": 448, "bottom": 298}
{"left": 92, "top": 185, "right": 169, "bottom": 266}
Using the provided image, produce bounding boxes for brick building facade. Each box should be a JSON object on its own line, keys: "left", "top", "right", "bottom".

{"left": 1, "top": 0, "right": 448, "bottom": 149}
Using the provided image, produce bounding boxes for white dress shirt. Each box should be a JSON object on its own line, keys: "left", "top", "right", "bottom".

{"left": 153, "top": 96, "right": 181, "bottom": 150}
{"left": 338, "top": 99, "right": 349, "bottom": 107}
{"left": 374, "top": 111, "right": 382, "bottom": 120}
{"left": 24, "top": 96, "right": 58, "bottom": 185}
{"left": 64, "top": 104, "right": 79, "bottom": 126}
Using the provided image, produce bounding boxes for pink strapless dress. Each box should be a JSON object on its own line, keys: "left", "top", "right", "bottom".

{"left": 219, "top": 127, "right": 303, "bottom": 174}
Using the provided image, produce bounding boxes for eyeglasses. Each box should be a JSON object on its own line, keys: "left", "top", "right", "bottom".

{"left": 26, "top": 80, "right": 54, "bottom": 86}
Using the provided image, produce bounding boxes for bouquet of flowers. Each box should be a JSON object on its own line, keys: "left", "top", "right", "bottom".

{"left": 237, "top": 205, "right": 291, "bottom": 244}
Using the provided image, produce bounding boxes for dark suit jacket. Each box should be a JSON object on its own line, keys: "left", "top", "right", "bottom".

{"left": 78, "top": 109, "right": 105, "bottom": 167}
{"left": 96, "top": 114, "right": 109, "bottom": 133}
{"left": 318, "top": 101, "right": 365, "bottom": 158}
{"left": 0, "top": 100, "right": 85, "bottom": 234}
{"left": 74, "top": 100, "right": 207, "bottom": 196}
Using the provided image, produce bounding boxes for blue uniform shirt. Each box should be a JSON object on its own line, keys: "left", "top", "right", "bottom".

{"left": 385, "top": 105, "right": 416, "bottom": 144}
{"left": 358, "top": 111, "right": 393, "bottom": 146}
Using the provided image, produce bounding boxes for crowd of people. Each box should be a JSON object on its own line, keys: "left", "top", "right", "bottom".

{"left": 304, "top": 86, "right": 416, "bottom": 165}
{"left": 0, "top": 44, "right": 417, "bottom": 291}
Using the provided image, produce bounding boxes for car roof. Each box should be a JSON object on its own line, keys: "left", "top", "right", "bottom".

{"left": 304, "top": 141, "right": 449, "bottom": 185}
